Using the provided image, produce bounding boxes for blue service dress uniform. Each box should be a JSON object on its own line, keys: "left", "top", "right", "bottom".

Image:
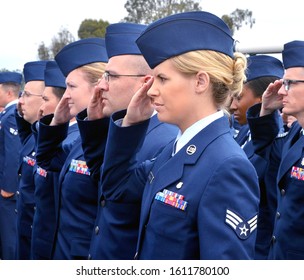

{"left": 0, "top": 103, "right": 21, "bottom": 259}
{"left": 99, "top": 110, "right": 260, "bottom": 260}
{"left": 14, "top": 110, "right": 37, "bottom": 259}
{"left": 234, "top": 123, "right": 278, "bottom": 259}
{"left": 31, "top": 122, "right": 79, "bottom": 259}
{"left": 247, "top": 103, "right": 304, "bottom": 259}
{"left": 76, "top": 110, "right": 178, "bottom": 259}
{"left": 36, "top": 114, "right": 108, "bottom": 259}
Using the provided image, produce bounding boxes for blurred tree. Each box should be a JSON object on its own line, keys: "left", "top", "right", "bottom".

{"left": 37, "top": 28, "right": 75, "bottom": 60}
{"left": 37, "top": 42, "right": 51, "bottom": 60}
{"left": 51, "top": 29, "right": 75, "bottom": 56}
{"left": 78, "top": 19, "right": 110, "bottom": 39}
{"left": 123, "top": 0, "right": 201, "bottom": 24}
{"left": 0, "top": 69, "right": 22, "bottom": 74}
{"left": 222, "top": 9, "right": 255, "bottom": 35}
{"left": 123, "top": 0, "right": 255, "bottom": 35}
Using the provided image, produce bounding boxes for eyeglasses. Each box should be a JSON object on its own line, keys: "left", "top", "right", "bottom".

{"left": 102, "top": 71, "right": 146, "bottom": 83}
{"left": 20, "top": 91, "right": 42, "bottom": 98}
{"left": 282, "top": 79, "right": 304, "bottom": 91}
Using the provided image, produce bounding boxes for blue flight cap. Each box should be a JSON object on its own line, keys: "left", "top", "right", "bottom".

{"left": 0, "top": 71, "right": 22, "bottom": 84}
{"left": 44, "top": 61, "right": 66, "bottom": 89}
{"left": 282, "top": 40, "right": 304, "bottom": 69}
{"left": 23, "top": 61, "right": 47, "bottom": 83}
{"left": 246, "top": 55, "right": 284, "bottom": 82}
{"left": 55, "top": 38, "right": 108, "bottom": 77}
{"left": 136, "top": 11, "right": 234, "bottom": 69}
{"left": 105, "top": 23, "right": 146, "bottom": 58}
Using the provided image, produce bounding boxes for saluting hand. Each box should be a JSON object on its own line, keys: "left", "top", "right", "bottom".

{"left": 123, "top": 76, "right": 154, "bottom": 127}
{"left": 50, "top": 94, "right": 72, "bottom": 126}
{"left": 260, "top": 79, "right": 283, "bottom": 116}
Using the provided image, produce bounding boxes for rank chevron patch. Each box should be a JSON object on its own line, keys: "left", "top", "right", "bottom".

{"left": 225, "top": 209, "right": 257, "bottom": 240}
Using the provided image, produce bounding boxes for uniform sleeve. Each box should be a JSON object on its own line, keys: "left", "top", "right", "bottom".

{"left": 247, "top": 103, "right": 281, "bottom": 154}
{"left": 1, "top": 114, "right": 22, "bottom": 192}
{"left": 76, "top": 109, "right": 109, "bottom": 183}
{"left": 101, "top": 110, "right": 151, "bottom": 202}
{"left": 198, "top": 155, "right": 260, "bottom": 259}
{"left": 36, "top": 114, "right": 70, "bottom": 171}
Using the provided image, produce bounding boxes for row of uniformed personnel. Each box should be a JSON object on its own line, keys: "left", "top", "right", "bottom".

{"left": 0, "top": 10, "right": 304, "bottom": 260}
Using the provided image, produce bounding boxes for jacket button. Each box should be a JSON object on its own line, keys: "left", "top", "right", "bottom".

{"left": 88, "top": 254, "right": 92, "bottom": 260}
{"left": 15, "top": 209, "right": 18, "bottom": 214}
{"left": 271, "top": 236, "right": 276, "bottom": 243}
{"left": 281, "top": 189, "right": 285, "bottom": 196}
{"left": 95, "top": 226, "right": 99, "bottom": 235}
{"left": 100, "top": 200, "right": 106, "bottom": 207}
{"left": 16, "top": 191, "right": 20, "bottom": 195}
{"left": 276, "top": 212, "right": 280, "bottom": 219}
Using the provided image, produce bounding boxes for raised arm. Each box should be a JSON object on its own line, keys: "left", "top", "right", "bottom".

{"left": 260, "top": 79, "right": 283, "bottom": 116}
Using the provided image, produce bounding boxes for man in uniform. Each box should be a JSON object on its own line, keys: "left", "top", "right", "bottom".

{"left": 247, "top": 40, "right": 304, "bottom": 259}
{"left": 76, "top": 23, "right": 178, "bottom": 259}
{"left": 15, "top": 61, "right": 47, "bottom": 259}
{"left": 0, "top": 71, "right": 22, "bottom": 259}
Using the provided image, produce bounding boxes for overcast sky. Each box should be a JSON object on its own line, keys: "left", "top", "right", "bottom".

{"left": 1, "top": 0, "right": 303, "bottom": 70}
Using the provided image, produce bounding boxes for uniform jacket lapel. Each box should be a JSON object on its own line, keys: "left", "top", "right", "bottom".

{"left": 138, "top": 116, "right": 231, "bottom": 249}
{"left": 234, "top": 124, "right": 249, "bottom": 146}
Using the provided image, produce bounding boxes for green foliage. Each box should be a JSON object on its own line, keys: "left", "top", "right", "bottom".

{"left": 37, "top": 28, "right": 75, "bottom": 60}
{"left": 222, "top": 9, "right": 255, "bottom": 35}
{"left": 123, "top": 0, "right": 201, "bottom": 24}
{"left": 122, "top": 0, "right": 255, "bottom": 35}
{"left": 78, "top": 19, "right": 110, "bottom": 39}
{"left": 36, "top": 2, "right": 256, "bottom": 61}
{"left": 38, "top": 42, "right": 51, "bottom": 60}
{"left": 51, "top": 29, "right": 75, "bottom": 57}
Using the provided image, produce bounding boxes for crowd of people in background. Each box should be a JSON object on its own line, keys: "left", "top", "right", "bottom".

{"left": 1, "top": 10, "right": 304, "bottom": 260}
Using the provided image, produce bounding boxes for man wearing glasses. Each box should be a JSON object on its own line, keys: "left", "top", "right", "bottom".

{"left": 15, "top": 61, "right": 47, "bottom": 259}
{"left": 76, "top": 22, "right": 178, "bottom": 259}
{"left": 247, "top": 40, "right": 304, "bottom": 259}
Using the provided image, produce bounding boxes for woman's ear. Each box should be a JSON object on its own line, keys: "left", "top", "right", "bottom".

{"left": 195, "top": 71, "right": 209, "bottom": 93}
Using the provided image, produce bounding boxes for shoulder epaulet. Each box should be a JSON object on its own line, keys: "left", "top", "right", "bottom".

{"left": 276, "top": 131, "right": 289, "bottom": 139}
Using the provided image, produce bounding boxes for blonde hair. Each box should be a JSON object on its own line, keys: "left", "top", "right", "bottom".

{"left": 80, "top": 62, "right": 107, "bottom": 85}
{"left": 171, "top": 50, "right": 247, "bottom": 110}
